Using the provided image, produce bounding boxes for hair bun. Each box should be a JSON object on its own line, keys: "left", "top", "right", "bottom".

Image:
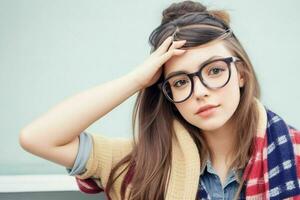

{"left": 161, "top": 1, "right": 231, "bottom": 27}
{"left": 162, "top": 0, "right": 207, "bottom": 24}
{"left": 209, "top": 10, "right": 230, "bottom": 26}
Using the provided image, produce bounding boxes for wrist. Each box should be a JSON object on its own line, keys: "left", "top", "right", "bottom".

{"left": 127, "top": 70, "right": 145, "bottom": 91}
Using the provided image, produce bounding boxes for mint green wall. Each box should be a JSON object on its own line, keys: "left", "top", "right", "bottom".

{"left": 0, "top": 0, "right": 299, "bottom": 197}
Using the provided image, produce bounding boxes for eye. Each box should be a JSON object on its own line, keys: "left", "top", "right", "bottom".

{"left": 208, "top": 67, "right": 225, "bottom": 76}
{"left": 173, "top": 79, "right": 189, "bottom": 87}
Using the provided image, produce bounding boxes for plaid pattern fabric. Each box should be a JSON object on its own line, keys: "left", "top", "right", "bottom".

{"left": 240, "top": 107, "right": 300, "bottom": 199}
{"left": 74, "top": 106, "right": 300, "bottom": 199}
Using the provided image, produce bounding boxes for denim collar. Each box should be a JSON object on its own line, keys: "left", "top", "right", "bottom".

{"left": 199, "top": 155, "right": 244, "bottom": 184}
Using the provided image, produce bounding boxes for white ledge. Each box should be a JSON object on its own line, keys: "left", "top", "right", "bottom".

{"left": 0, "top": 174, "right": 79, "bottom": 193}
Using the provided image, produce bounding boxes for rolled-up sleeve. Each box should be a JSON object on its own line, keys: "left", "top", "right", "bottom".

{"left": 68, "top": 132, "right": 134, "bottom": 192}
{"left": 66, "top": 131, "right": 92, "bottom": 176}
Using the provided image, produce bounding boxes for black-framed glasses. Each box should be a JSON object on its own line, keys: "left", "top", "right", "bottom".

{"left": 157, "top": 56, "right": 241, "bottom": 103}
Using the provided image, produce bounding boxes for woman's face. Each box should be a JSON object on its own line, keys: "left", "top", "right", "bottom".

{"left": 163, "top": 40, "right": 244, "bottom": 131}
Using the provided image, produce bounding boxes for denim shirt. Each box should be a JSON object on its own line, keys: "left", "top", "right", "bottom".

{"left": 67, "top": 132, "right": 245, "bottom": 199}
{"left": 199, "top": 156, "right": 245, "bottom": 199}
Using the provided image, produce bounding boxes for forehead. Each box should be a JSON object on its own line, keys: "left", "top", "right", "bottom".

{"left": 163, "top": 40, "right": 233, "bottom": 77}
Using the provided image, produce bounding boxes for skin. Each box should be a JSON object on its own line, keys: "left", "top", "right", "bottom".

{"left": 163, "top": 39, "right": 245, "bottom": 186}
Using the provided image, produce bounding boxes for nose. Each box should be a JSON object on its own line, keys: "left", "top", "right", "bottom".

{"left": 192, "top": 75, "right": 210, "bottom": 98}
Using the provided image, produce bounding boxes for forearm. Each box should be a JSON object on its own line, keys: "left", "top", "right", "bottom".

{"left": 20, "top": 70, "right": 143, "bottom": 147}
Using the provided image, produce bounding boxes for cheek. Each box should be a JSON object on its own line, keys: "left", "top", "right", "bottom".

{"left": 218, "top": 71, "right": 241, "bottom": 111}
{"left": 221, "top": 74, "right": 240, "bottom": 96}
{"left": 174, "top": 101, "right": 193, "bottom": 122}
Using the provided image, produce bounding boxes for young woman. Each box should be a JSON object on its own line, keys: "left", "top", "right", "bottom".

{"left": 19, "top": 1, "right": 300, "bottom": 199}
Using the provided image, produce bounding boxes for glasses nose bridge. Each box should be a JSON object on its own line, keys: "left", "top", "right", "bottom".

{"left": 189, "top": 70, "right": 210, "bottom": 97}
{"left": 189, "top": 70, "right": 202, "bottom": 86}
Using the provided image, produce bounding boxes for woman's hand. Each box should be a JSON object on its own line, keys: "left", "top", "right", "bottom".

{"left": 133, "top": 36, "right": 187, "bottom": 89}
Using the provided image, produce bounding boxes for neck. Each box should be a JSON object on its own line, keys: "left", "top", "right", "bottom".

{"left": 202, "top": 121, "right": 237, "bottom": 166}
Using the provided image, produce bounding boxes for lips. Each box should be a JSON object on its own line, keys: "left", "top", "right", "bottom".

{"left": 195, "top": 104, "right": 220, "bottom": 114}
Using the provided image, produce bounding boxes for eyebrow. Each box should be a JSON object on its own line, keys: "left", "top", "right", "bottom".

{"left": 165, "top": 55, "right": 223, "bottom": 79}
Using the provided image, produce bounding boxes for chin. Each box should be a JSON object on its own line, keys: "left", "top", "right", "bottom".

{"left": 193, "top": 116, "right": 229, "bottom": 131}
{"left": 199, "top": 122, "right": 225, "bottom": 131}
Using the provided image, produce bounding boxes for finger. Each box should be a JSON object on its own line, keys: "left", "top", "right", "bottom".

{"left": 155, "top": 40, "right": 186, "bottom": 57}
{"left": 173, "top": 49, "right": 187, "bottom": 56}
{"left": 154, "top": 36, "right": 173, "bottom": 55}
{"left": 160, "top": 49, "right": 187, "bottom": 63}
{"left": 167, "top": 40, "right": 187, "bottom": 51}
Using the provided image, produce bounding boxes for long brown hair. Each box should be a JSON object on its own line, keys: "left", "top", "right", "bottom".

{"left": 105, "top": 1, "right": 261, "bottom": 199}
